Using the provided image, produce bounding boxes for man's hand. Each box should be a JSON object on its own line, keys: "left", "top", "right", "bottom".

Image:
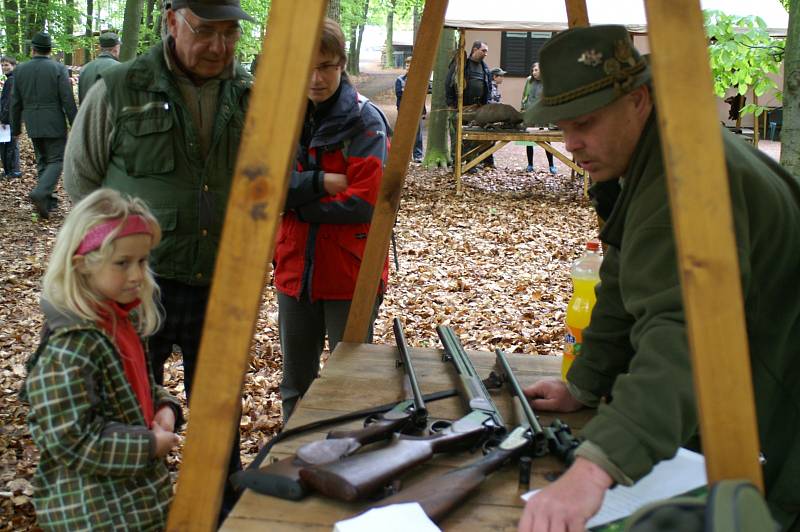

{"left": 152, "top": 405, "right": 177, "bottom": 433}
{"left": 523, "top": 377, "right": 585, "bottom": 412}
{"left": 518, "top": 457, "right": 612, "bottom": 532}
{"left": 152, "top": 423, "right": 180, "bottom": 458}
{"left": 323, "top": 172, "right": 348, "bottom": 195}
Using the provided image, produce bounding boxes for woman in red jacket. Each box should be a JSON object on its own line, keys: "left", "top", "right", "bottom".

{"left": 274, "top": 18, "right": 390, "bottom": 420}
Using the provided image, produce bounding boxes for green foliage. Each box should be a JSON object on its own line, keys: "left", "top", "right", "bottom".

{"left": 704, "top": 9, "right": 785, "bottom": 117}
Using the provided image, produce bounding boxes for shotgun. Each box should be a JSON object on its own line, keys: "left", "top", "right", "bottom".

{"left": 231, "top": 317, "right": 429, "bottom": 500}
{"left": 371, "top": 348, "right": 578, "bottom": 522}
{"left": 298, "top": 325, "right": 505, "bottom": 502}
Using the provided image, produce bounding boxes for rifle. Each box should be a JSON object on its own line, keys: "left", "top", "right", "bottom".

{"left": 230, "top": 317, "right": 430, "bottom": 500}
{"left": 298, "top": 325, "right": 505, "bottom": 502}
{"left": 371, "top": 348, "right": 579, "bottom": 522}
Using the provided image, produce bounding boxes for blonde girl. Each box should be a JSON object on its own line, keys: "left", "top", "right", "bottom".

{"left": 23, "top": 189, "right": 182, "bottom": 531}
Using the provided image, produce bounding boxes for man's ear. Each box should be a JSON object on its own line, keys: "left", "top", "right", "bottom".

{"left": 630, "top": 84, "right": 652, "bottom": 118}
{"left": 72, "top": 255, "right": 90, "bottom": 275}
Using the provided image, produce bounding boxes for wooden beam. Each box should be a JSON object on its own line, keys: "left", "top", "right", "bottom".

{"left": 165, "top": 2, "right": 327, "bottom": 529}
{"left": 341, "top": 0, "right": 449, "bottom": 343}
{"left": 455, "top": 29, "right": 466, "bottom": 194}
{"left": 565, "top": 0, "right": 589, "bottom": 28}
{"left": 644, "top": 0, "right": 763, "bottom": 490}
{"left": 461, "top": 141, "right": 508, "bottom": 172}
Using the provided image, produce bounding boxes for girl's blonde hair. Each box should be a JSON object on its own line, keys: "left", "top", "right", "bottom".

{"left": 43, "top": 189, "right": 163, "bottom": 336}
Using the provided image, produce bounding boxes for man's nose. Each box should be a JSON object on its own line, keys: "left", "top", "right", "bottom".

{"left": 207, "top": 34, "right": 227, "bottom": 54}
{"left": 563, "top": 132, "right": 583, "bottom": 154}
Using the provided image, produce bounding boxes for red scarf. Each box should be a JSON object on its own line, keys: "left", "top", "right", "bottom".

{"left": 97, "top": 300, "right": 155, "bottom": 427}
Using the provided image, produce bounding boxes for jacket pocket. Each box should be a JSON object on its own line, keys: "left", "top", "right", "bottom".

{"left": 119, "top": 107, "right": 175, "bottom": 176}
{"left": 148, "top": 207, "right": 178, "bottom": 276}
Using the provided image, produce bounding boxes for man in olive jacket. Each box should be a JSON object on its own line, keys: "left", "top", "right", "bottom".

{"left": 519, "top": 26, "right": 800, "bottom": 532}
{"left": 63, "top": 0, "right": 254, "bottom": 521}
{"left": 78, "top": 32, "right": 120, "bottom": 103}
{"left": 10, "top": 32, "right": 77, "bottom": 218}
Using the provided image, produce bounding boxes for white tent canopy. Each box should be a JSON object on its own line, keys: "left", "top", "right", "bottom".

{"left": 444, "top": 0, "right": 789, "bottom": 36}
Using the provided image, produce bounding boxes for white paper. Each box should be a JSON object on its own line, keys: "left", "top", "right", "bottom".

{"left": 334, "top": 503, "right": 441, "bottom": 532}
{"left": 0, "top": 125, "right": 10, "bottom": 143}
{"left": 522, "top": 448, "right": 707, "bottom": 528}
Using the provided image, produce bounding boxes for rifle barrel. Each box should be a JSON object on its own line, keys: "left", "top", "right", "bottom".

{"left": 393, "top": 317, "right": 427, "bottom": 420}
{"left": 495, "top": 349, "right": 543, "bottom": 435}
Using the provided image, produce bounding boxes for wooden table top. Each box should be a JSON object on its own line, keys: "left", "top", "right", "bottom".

{"left": 461, "top": 128, "right": 564, "bottom": 142}
{"left": 222, "top": 342, "right": 593, "bottom": 531}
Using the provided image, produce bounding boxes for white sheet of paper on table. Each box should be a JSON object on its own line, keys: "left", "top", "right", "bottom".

{"left": 333, "top": 502, "right": 442, "bottom": 532}
{"left": 521, "top": 448, "right": 707, "bottom": 528}
{"left": 0, "top": 124, "right": 10, "bottom": 143}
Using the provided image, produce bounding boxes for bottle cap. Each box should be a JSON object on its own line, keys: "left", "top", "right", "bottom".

{"left": 586, "top": 239, "right": 601, "bottom": 252}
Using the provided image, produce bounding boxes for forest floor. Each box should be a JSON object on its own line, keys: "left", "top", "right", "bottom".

{"left": 0, "top": 71, "right": 782, "bottom": 530}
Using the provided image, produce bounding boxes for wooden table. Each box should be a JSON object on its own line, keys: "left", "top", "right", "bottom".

{"left": 222, "top": 342, "right": 593, "bottom": 531}
{"left": 458, "top": 128, "right": 589, "bottom": 195}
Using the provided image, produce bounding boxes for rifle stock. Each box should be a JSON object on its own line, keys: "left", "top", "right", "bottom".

{"left": 298, "top": 411, "right": 492, "bottom": 502}
{"left": 230, "top": 455, "right": 309, "bottom": 500}
{"left": 375, "top": 444, "right": 518, "bottom": 522}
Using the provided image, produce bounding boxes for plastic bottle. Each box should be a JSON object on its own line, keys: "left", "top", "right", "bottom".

{"left": 562, "top": 240, "right": 603, "bottom": 380}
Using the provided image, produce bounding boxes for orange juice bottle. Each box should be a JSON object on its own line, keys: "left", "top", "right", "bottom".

{"left": 562, "top": 240, "right": 602, "bottom": 380}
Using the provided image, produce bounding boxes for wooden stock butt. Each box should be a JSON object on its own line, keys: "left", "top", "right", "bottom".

{"left": 231, "top": 455, "right": 308, "bottom": 500}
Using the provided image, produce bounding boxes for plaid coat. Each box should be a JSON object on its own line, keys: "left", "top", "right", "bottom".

{"left": 23, "top": 300, "right": 183, "bottom": 531}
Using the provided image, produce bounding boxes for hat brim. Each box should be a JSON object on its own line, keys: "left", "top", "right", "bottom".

{"left": 525, "top": 67, "right": 650, "bottom": 125}
{"left": 182, "top": 3, "right": 255, "bottom": 22}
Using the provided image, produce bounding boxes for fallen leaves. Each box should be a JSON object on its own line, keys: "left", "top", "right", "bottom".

{"left": 1, "top": 118, "right": 597, "bottom": 530}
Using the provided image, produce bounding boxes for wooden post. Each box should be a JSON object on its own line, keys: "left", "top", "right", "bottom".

{"left": 644, "top": 0, "right": 764, "bottom": 490}
{"left": 565, "top": 0, "right": 590, "bottom": 27}
{"left": 455, "top": 29, "right": 466, "bottom": 194}
{"left": 342, "top": 0, "right": 449, "bottom": 343}
{"left": 165, "top": 2, "right": 327, "bottom": 529}
{"left": 753, "top": 93, "right": 760, "bottom": 147}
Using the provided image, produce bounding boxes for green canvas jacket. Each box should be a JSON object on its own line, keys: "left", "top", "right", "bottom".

{"left": 569, "top": 112, "right": 800, "bottom": 521}
{"left": 24, "top": 300, "right": 184, "bottom": 531}
{"left": 10, "top": 56, "right": 77, "bottom": 138}
{"left": 64, "top": 43, "right": 251, "bottom": 285}
{"left": 78, "top": 52, "right": 119, "bottom": 103}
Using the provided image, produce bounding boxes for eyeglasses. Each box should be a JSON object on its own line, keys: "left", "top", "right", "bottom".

{"left": 312, "top": 62, "right": 342, "bottom": 74}
{"left": 175, "top": 11, "right": 242, "bottom": 45}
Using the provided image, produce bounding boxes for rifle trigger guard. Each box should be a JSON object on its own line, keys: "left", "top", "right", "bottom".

{"left": 428, "top": 418, "right": 452, "bottom": 434}
{"left": 363, "top": 413, "right": 380, "bottom": 427}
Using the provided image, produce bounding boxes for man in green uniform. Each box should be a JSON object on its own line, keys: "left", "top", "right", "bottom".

{"left": 63, "top": 0, "right": 254, "bottom": 522}
{"left": 519, "top": 25, "right": 800, "bottom": 532}
{"left": 78, "top": 32, "right": 120, "bottom": 103}
{"left": 10, "top": 32, "right": 77, "bottom": 218}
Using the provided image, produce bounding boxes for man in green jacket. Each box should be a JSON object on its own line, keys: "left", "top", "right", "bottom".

{"left": 519, "top": 26, "right": 800, "bottom": 532}
{"left": 63, "top": 0, "right": 254, "bottom": 521}
{"left": 10, "top": 32, "right": 78, "bottom": 218}
{"left": 78, "top": 32, "right": 120, "bottom": 104}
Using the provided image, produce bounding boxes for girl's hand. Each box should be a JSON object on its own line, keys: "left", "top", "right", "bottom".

{"left": 153, "top": 406, "right": 176, "bottom": 433}
{"left": 152, "top": 423, "right": 180, "bottom": 458}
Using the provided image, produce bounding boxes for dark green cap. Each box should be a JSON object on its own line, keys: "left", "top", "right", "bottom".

{"left": 31, "top": 32, "right": 52, "bottom": 50}
{"left": 99, "top": 32, "right": 120, "bottom": 47}
{"left": 525, "top": 25, "right": 650, "bottom": 124}
{"left": 171, "top": 0, "right": 255, "bottom": 22}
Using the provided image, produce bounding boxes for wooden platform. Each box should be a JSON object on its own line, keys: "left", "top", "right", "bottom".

{"left": 222, "top": 342, "right": 593, "bottom": 531}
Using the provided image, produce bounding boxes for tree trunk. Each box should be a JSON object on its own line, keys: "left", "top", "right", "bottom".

{"left": 3, "top": 0, "right": 22, "bottom": 55}
{"left": 326, "top": 0, "right": 340, "bottom": 22}
{"left": 120, "top": 0, "right": 144, "bottom": 61}
{"left": 143, "top": 0, "right": 157, "bottom": 47}
{"left": 347, "top": 23, "right": 358, "bottom": 74}
{"left": 781, "top": 0, "right": 800, "bottom": 174}
{"left": 383, "top": 0, "right": 395, "bottom": 68}
{"left": 84, "top": 0, "right": 93, "bottom": 63}
{"left": 64, "top": 0, "right": 74, "bottom": 64}
{"left": 424, "top": 28, "right": 454, "bottom": 168}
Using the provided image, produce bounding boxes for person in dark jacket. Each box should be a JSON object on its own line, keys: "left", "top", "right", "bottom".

{"left": 446, "top": 41, "right": 493, "bottom": 169}
{"left": 520, "top": 61, "right": 556, "bottom": 174}
{"left": 10, "top": 32, "right": 77, "bottom": 218}
{"left": 395, "top": 55, "right": 424, "bottom": 162}
{"left": 275, "top": 18, "right": 390, "bottom": 421}
{"left": 0, "top": 56, "right": 21, "bottom": 179}
{"left": 519, "top": 25, "right": 800, "bottom": 532}
{"left": 78, "top": 32, "right": 120, "bottom": 103}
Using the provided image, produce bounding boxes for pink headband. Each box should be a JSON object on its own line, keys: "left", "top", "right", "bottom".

{"left": 75, "top": 215, "right": 153, "bottom": 256}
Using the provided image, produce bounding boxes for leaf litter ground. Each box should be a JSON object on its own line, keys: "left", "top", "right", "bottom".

{"left": 0, "top": 135, "right": 598, "bottom": 529}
